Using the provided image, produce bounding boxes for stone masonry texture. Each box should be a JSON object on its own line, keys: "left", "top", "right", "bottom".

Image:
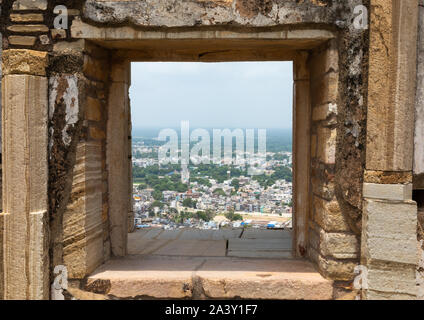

{"left": 0, "top": 0, "right": 422, "bottom": 300}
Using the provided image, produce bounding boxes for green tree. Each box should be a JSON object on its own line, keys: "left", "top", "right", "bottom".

{"left": 152, "top": 190, "right": 163, "bottom": 200}
{"left": 225, "top": 210, "right": 243, "bottom": 221}
{"left": 231, "top": 178, "right": 240, "bottom": 191}
{"left": 182, "top": 198, "right": 194, "bottom": 208}
{"left": 196, "top": 209, "right": 215, "bottom": 222}
{"left": 151, "top": 200, "right": 163, "bottom": 209}
{"left": 213, "top": 188, "right": 226, "bottom": 196}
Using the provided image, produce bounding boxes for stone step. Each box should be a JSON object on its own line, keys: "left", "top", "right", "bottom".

{"left": 85, "top": 256, "right": 334, "bottom": 300}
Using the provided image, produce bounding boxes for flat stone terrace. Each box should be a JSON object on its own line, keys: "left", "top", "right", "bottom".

{"left": 128, "top": 228, "right": 293, "bottom": 259}
{"left": 85, "top": 229, "right": 334, "bottom": 299}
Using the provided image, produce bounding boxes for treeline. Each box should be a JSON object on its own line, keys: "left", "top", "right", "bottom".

{"left": 133, "top": 164, "right": 188, "bottom": 193}
{"left": 252, "top": 165, "right": 292, "bottom": 187}
{"left": 191, "top": 164, "right": 245, "bottom": 183}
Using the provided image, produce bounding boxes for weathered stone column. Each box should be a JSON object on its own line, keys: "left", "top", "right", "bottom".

{"left": 362, "top": 0, "right": 419, "bottom": 300}
{"left": 1, "top": 49, "right": 49, "bottom": 299}
{"left": 107, "top": 59, "right": 131, "bottom": 256}
{"left": 415, "top": 1, "right": 424, "bottom": 189}
{"left": 292, "top": 52, "right": 311, "bottom": 258}
{"left": 415, "top": 0, "right": 424, "bottom": 300}
{"left": 128, "top": 84, "right": 135, "bottom": 234}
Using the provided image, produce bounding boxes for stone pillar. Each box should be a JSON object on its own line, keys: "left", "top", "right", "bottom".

{"left": 416, "top": 0, "right": 424, "bottom": 300}
{"left": 58, "top": 41, "right": 109, "bottom": 279}
{"left": 292, "top": 51, "right": 310, "bottom": 258}
{"left": 128, "top": 82, "right": 135, "bottom": 234}
{"left": 107, "top": 59, "right": 130, "bottom": 256}
{"left": 415, "top": 1, "right": 424, "bottom": 189}
{"left": 1, "top": 49, "right": 49, "bottom": 299}
{"left": 362, "top": 0, "right": 419, "bottom": 299}
{"left": 307, "top": 40, "right": 359, "bottom": 281}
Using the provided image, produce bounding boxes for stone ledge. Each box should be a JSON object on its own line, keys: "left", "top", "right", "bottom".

{"left": 71, "top": 18, "right": 336, "bottom": 41}
{"left": 86, "top": 256, "right": 334, "bottom": 300}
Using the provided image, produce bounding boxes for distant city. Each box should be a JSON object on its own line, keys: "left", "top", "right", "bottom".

{"left": 132, "top": 128, "right": 293, "bottom": 230}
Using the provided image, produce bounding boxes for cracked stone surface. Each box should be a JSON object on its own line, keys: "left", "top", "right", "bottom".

{"left": 85, "top": 229, "right": 331, "bottom": 299}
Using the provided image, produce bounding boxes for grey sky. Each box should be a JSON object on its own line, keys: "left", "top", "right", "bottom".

{"left": 130, "top": 62, "right": 293, "bottom": 129}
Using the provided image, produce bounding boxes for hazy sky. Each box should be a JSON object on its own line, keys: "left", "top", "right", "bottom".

{"left": 130, "top": 62, "right": 293, "bottom": 129}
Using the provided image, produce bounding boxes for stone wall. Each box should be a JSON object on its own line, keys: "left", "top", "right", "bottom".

{"left": 0, "top": 0, "right": 422, "bottom": 300}
{"left": 308, "top": 40, "right": 359, "bottom": 281}
{"left": 0, "top": 0, "right": 370, "bottom": 297}
{"left": 62, "top": 41, "right": 110, "bottom": 279}
{"left": 362, "top": 0, "right": 419, "bottom": 300}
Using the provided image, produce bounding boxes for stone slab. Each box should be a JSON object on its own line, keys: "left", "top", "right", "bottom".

{"left": 127, "top": 238, "right": 170, "bottom": 255}
{"left": 179, "top": 229, "right": 242, "bottom": 240}
{"left": 86, "top": 256, "right": 333, "bottom": 300}
{"left": 196, "top": 258, "right": 333, "bottom": 300}
{"left": 228, "top": 238, "right": 292, "bottom": 251}
{"left": 362, "top": 199, "right": 418, "bottom": 265}
{"left": 86, "top": 256, "right": 201, "bottom": 298}
{"left": 363, "top": 183, "right": 413, "bottom": 201}
{"left": 227, "top": 250, "right": 292, "bottom": 259}
{"left": 152, "top": 240, "right": 226, "bottom": 257}
{"left": 12, "top": 0, "right": 47, "bottom": 10}
{"left": 241, "top": 229, "right": 292, "bottom": 239}
{"left": 134, "top": 228, "right": 163, "bottom": 239}
{"left": 155, "top": 229, "right": 183, "bottom": 240}
{"left": 2, "top": 49, "right": 48, "bottom": 76}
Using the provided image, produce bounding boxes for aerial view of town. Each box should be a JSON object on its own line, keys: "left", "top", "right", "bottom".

{"left": 131, "top": 128, "right": 293, "bottom": 231}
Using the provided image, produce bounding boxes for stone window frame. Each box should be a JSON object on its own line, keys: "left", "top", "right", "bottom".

{"left": 70, "top": 24, "right": 342, "bottom": 265}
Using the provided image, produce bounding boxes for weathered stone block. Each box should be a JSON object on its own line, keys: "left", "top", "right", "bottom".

{"left": 7, "top": 25, "right": 49, "bottom": 33}
{"left": 53, "top": 39, "right": 85, "bottom": 54}
{"left": 83, "top": 55, "right": 109, "bottom": 82}
{"left": 313, "top": 196, "right": 351, "bottom": 232}
{"left": 311, "top": 174, "right": 335, "bottom": 201}
{"left": 311, "top": 72, "right": 338, "bottom": 106}
{"left": 2, "top": 49, "right": 48, "bottom": 76}
{"left": 309, "top": 247, "right": 357, "bottom": 281}
{"left": 364, "top": 170, "right": 413, "bottom": 184}
{"left": 51, "top": 29, "right": 67, "bottom": 40}
{"left": 363, "top": 183, "right": 413, "bottom": 201}
{"left": 63, "top": 141, "right": 104, "bottom": 279}
{"left": 366, "top": 265, "right": 418, "bottom": 297}
{"left": 309, "top": 39, "right": 339, "bottom": 78}
{"left": 85, "top": 96, "right": 102, "bottom": 121}
{"left": 10, "top": 13, "right": 44, "bottom": 22}
{"left": 316, "top": 126, "right": 336, "bottom": 164}
{"left": 8, "top": 35, "right": 36, "bottom": 46}
{"left": 319, "top": 230, "right": 359, "bottom": 259}
{"left": 362, "top": 199, "right": 418, "bottom": 265}
{"left": 364, "top": 290, "right": 416, "bottom": 300}
{"left": 12, "top": 0, "right": 47, "bottom": 10}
